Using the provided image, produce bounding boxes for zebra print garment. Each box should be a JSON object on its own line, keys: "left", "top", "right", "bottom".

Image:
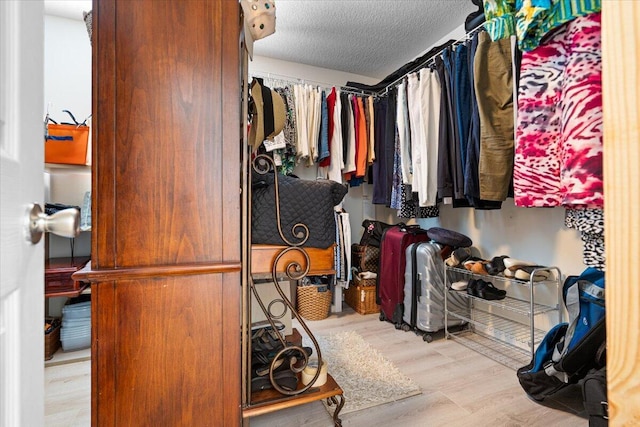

{"left": 513, "top": 12, "right": 603, "bottom": 208}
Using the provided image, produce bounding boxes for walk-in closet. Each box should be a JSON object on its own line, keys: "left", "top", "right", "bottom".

{"left": 31, "top": 1, "right": 640, "bottom": 426}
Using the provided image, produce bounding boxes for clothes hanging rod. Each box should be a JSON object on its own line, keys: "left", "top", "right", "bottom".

{"left": 249, "top": 71, "right": 378, "bottom": 97}
{"left": 380, "top": 22, "right": 487, "bottom": 94}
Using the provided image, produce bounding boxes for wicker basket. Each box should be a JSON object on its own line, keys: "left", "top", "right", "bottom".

{"left": 297, "top": 285, "right": 332, "bottom": 321}
{"left": 45, "top": 318, "right": 61, "bottom": 361}
{"left": 344, "top": 276, "right": 379, "bottom": 315}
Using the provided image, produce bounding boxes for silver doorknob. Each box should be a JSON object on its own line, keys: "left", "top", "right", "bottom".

{"left": 27, "top": 203, "right": 80, "bottom": 244}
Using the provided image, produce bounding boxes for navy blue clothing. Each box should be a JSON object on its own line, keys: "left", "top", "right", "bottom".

{"left": 372, "top": 97, "right": 388, "bottom": 204}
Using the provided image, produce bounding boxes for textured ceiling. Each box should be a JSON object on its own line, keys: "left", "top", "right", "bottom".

{"left": 44, "top": 0, "right": 480, "bottom": 81}
{"left": 253, "top": 0, "right": 479, "bottom": 79}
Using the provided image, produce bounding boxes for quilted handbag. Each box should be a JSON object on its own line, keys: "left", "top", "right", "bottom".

{"left": 351, "top": 243, "right": 380, "bottom": 273}
{"left": 252, "top": 171, "right": 348, "bottom": 248}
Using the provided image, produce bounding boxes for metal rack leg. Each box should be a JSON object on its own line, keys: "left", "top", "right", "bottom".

{"left": 327, "top": 394, "right": 345, "bottom": 427}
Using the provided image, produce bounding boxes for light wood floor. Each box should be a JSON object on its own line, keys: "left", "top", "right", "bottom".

{"left": 45, "top": 307, "right": 587, "bottom": 427}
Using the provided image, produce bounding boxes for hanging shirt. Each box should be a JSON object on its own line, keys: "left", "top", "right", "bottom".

{"left": 482, "top": 0, "right": 602, "bottom": 52}
{"left": 396, "top": 80, "right": 412, "bottom": 185}
{"left": 327, "top": 89, "right": 344, "bottom": 183}
{"left": 317, "top": 90, "right": 330, "bottom": 164}
{"left": 293, "top": 84, "right": 310, "bottom": 162}
{"left": 342, "top": 94, "right": 356, "bottom": 175}
{"left": 319, "top": 87, "right": 336, "bottom": 167}
{"left": 355, "top": 96, "right": 368, "bottom": 178}
{"left": 367, "top": 96, "right": 376, "bottom": 165}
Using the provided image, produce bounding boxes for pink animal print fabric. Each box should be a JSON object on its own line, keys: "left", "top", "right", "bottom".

{"left": 514, "top": 12, "right": 603, "bottom": 208}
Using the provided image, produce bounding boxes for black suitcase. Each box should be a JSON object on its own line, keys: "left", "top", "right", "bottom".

{"left": 582, "top": 366, "right": 608, "bottom": 426}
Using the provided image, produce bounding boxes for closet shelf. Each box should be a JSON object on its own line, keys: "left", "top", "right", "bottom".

{"left": 445, "top": 265, "right": 562, "bottom": 368}
{"left": 447, "top": 308, "right": 546, "bottom": 349}
{"left": 448, "top": 289, "right": 559, "bottom": 316}
{"left": 447, "top": 266, "right": 555, "bottom": 287}
{"left": 447, "top": 330, "right": 530, "bottom": 370}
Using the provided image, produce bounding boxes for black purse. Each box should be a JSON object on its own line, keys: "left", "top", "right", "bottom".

{"left": 359, "top": 220, "right": 394, "bottom": 248}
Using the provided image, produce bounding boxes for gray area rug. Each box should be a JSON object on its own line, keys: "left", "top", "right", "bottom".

{"left": 303, "top": 330, "right": 421, "bottom": 415}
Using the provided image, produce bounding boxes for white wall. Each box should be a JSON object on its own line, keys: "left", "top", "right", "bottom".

{"left": 44, "top": 14, "right": 92, "bottom": 124}
{"left": 44, "top": 14, "right": 92, "bottom": 259}
{"left": 250, "top": 27, "right": 587, "bottom": 279}
{"left": 44, "top": 13, "right": 92, "bottom": 316}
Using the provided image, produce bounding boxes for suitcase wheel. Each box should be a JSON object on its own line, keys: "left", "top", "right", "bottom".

{"left": 423, "top": 334, "right": 433, "bottom": 343}
{"left": 401, "top": 324, "right": 411, "bottom": 332}
{"left": 379, "top": 312, "right": 386, "bottom": 322}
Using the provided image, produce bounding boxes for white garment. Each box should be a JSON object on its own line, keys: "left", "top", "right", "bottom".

{"left": 327, "top": 89, "right": 344, "bottom": 183}
{"left": 396, "top": 80, "right": 412, "bottom": 185}
{"left": 419, "top": 68, "right": 441, "bottom": 207}
{"left": 407, "top": 72, "right": 424, "bottom": 200}
{"left": 293, "top": 84, "right": 310, "bottom": 161}
{"left": 306, "top": 86, "right": 321, "bottom": 166}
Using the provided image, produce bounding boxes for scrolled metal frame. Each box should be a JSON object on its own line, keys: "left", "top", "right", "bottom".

{"left": 250, "top": 154, "right": 323, "bottom": 395}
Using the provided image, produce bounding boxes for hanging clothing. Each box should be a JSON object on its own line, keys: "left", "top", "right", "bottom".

{"left": 565, "top": 207, "right": 605, "bottom": 270}
{"left": 514, "top": 12, "right": 603, "bottom": 208}
{"left": 398, "top": 184, "right": 440, "bottom": 219}
{"left": 390, "top": 120, "right": 403, "bottom": 210}
{"left": 307, "top": 86, "right": 321, "bottom": 165}
{"left": 273, "top": 86, "right": 298, "bottom": 175}
{"left": 293, "top": 84, "right": 310, "bottom": 162}
{"left": 342, "top": 94, "right": 356, "bottom": 175}
{"left": 435, "top": 56, "right": 455, "bottom": 200}
{"left": 367, "top": 96, "right": 376, "bottom": 165}
{"left": 419, "top": 67, "right": 441, "bottom": 207}
{"left": 319, "top": 88, "right": 335, "bottom": 168}
{"left": 317, "top": 90, "right": 330, "bottom": 164}
{"left": 396, "top": 80, "right": 412, "bottom": 185}
{"left": 464, "top": 31, "right": 503, "bottom": 210}
{"left": 453, "top": 43, "right": 472, "bottom": 177}
{"left": 355, "top": 96, "right": 368, "bottom": 178}
{"left": 482, "top": 0, "right": 602, "bottom": 52}
{"left": 475, "top": 31, "right": 514, "bottom": 202}
{"left": 407, "top": 73, "right": 424, "bottom": 202}
{"left": 371, "top": 96, "right": 388, "bottom": 205}
{"left": 326, "top": 89, "right": 344, "bottom": 183}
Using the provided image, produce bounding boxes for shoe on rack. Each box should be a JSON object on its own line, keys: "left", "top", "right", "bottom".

{"left": 485, "top": 255, "right": 509, "bottom": 275}
{"left": 464, "top": 260, "right": 489, "bottom": 275}
{"left": 475, "top": 279, "right": 506, "bottom": 300}
{"left": 446, "top": 247, "right": 472, "bottom": 267}
{"left": 466, "top": 279, "right": 479, "bottom": 297}
{"left": 502, "top": 258, "right": 535, "bottom": 270}
{"left": 513, "top": 265, "right": 550, "bottom": 282}
{"left": 451, "top": 280, "right": 469, "bottom": 291}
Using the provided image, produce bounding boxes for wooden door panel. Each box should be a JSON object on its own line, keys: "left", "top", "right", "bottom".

{"left": 93, "top": 274, "right": 241, "bottom": 426}
{"left": 93, "top": 0, "right": 240, "bottom": 269}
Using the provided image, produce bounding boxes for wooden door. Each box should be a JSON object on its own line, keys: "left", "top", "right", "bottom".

{"left": 84, "top": 0, "right": 242, "bottom": 425}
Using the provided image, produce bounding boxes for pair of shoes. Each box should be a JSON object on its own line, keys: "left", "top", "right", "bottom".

{"left": 485, "top": 255, "right": 509, "bottom": 275}
{"left": 467, "top": 279, "right": 506, "bottom": 300}
{"left": 251, "top": 369, "right": 298, "bottom": 392}
{"left": 463, "top": 260, "right": 489, "bottom": 275}
{"left": 252, "top": 345, "right": 313, "bottom": 378}
{"left": 503, "top": 258, "right": 536, "bottom": 278}
{"left": 512, "top": 265, "right": 550, "bottom": 282}
{"left": 451, "top": 280, "right": 469, "bottom": 291}
{"left": 445, "top": 247, "right": 472, "bottom": 267}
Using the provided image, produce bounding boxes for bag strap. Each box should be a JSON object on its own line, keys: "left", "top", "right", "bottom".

{"left": 61, "top": 109, "right": 91, "bottom": 126}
